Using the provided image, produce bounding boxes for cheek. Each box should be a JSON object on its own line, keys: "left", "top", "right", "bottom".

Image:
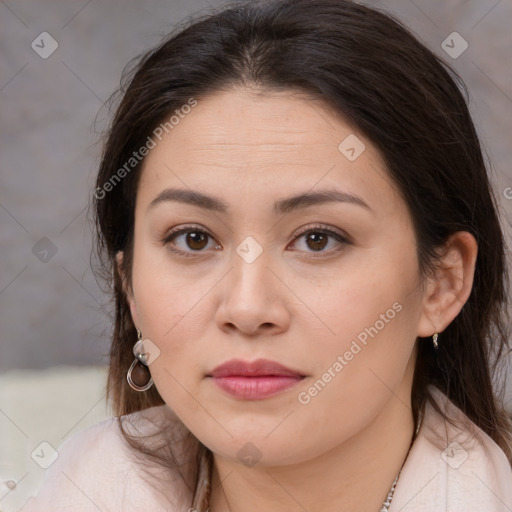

{"left": 129, "top": 247, "right": 202, "bottom": 374}
{"left": 308, "top": 245, "right": 419, "bottom": 346}
{"left": 131, "top": 235, "right": 207, "bottom": 335}
{"left": 298, "top": 241, "right": 422, "bottom": 402}
{"left": 287, "top": 267, "right": 420, "bottom": 459}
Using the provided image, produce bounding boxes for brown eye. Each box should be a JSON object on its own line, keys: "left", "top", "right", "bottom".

{"left": 289, "top": 226, "right": 351, "bottom": 256}
{"left": 185, "top": 231, "right": 209, "bottom": 250}
{"left": 162, "top": 225, "right": 221, "bottom": 257}
{"left": 304, "top": 232, "right": 329, "bottom": 251}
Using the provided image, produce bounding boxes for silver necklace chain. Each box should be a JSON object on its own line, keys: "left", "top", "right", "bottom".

{"left": 379, "top": 470, "right": 401, "bottom": 511}
{"left": 379, "top": 414, "right": 421, "bottom": 511}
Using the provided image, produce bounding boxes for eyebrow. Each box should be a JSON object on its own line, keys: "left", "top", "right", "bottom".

{"left": 147, "top": 187, "right": 371, "bottom": 215}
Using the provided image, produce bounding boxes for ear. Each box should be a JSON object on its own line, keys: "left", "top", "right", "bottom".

{"left": 116, "top": 251, "right": 141, "bottom": 330}
{"left": 416, "top": 231, "right": 478, "bottom": 337}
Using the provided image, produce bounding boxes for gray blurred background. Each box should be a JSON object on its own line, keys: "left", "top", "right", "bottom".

{"left": 1, "top": 0, "right": 511, "bottom": 510}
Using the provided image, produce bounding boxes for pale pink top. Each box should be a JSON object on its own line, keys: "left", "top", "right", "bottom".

{"left": 21, "top": 387, "right": 512, "bottom": 511}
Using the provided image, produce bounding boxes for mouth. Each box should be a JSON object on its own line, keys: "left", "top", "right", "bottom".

{"left": 206, "top": 358, "right": 306, "bottom": 400}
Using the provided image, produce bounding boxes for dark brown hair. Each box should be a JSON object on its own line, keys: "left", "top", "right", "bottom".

{"left": 93, "top": 0, "right": 512, "bottom": 507}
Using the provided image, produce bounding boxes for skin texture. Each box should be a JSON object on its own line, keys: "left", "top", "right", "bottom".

{"left": 118, "top": 86, "right": 477, "bottom": 512}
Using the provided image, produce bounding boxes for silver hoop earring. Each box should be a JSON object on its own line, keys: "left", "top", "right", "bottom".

{"left": 127, "top": 329, "right": 154, "bottom": 392}
{"left": 432, "top": 332, "right": 439, "bottom": 350}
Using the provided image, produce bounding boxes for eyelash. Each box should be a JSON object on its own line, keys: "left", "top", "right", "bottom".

{"left": 161, "top": 223, "right": 351, "bottom": 259}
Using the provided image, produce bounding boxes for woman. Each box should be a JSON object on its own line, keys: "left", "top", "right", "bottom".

{"left": 22, "top": 0, "right": 512, "bottom": 510}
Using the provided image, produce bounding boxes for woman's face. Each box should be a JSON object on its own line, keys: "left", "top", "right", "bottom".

{"left": 123, "top": 87, "right": 431, "bottom": 466}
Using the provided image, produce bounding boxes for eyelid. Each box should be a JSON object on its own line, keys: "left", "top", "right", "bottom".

{"left": 162, "top": 223, "right": 215, "bottom": 242}
{"left": 292, "top": 223, "right": 351, "bottom": 242}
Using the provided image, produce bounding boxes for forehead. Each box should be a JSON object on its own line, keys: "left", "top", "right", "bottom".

{"left": 137, "top": 87, "right": 401, "bottom": 217}
{"left": 146, "top": 88, "right": 349, "bottom": 166}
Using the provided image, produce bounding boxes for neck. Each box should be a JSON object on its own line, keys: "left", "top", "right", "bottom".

{"left": 209, "top": 377, "right": 415, "bottom": 512}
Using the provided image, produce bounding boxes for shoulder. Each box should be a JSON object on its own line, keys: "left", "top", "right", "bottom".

{"left": 391, "top": 386, "right": 512, "bottom": 512}
{"left": 21, "top": 405, "right": 195, "bottom": 512}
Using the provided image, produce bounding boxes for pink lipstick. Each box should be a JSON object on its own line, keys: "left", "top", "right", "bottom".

{"left": 208, "top": 358, "right": 305, "bottom": 400}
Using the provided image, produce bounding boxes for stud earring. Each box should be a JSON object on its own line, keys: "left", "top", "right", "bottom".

{"left": 126, "top": 329, "right": 154, "bottom": 392}
{"left": 432, "top": 332, "right": 439, "bottom": 350}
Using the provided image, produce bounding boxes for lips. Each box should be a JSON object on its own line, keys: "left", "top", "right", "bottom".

{"left": 209, "top": 358, "right": 305, "bottom": 378}
{"left": 207, "top": 359, "right": 306, "bottom": 400}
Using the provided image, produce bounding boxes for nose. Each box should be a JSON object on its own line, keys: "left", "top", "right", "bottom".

{"left": 215, "top": 250, "right": 291, "bottom": 337}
